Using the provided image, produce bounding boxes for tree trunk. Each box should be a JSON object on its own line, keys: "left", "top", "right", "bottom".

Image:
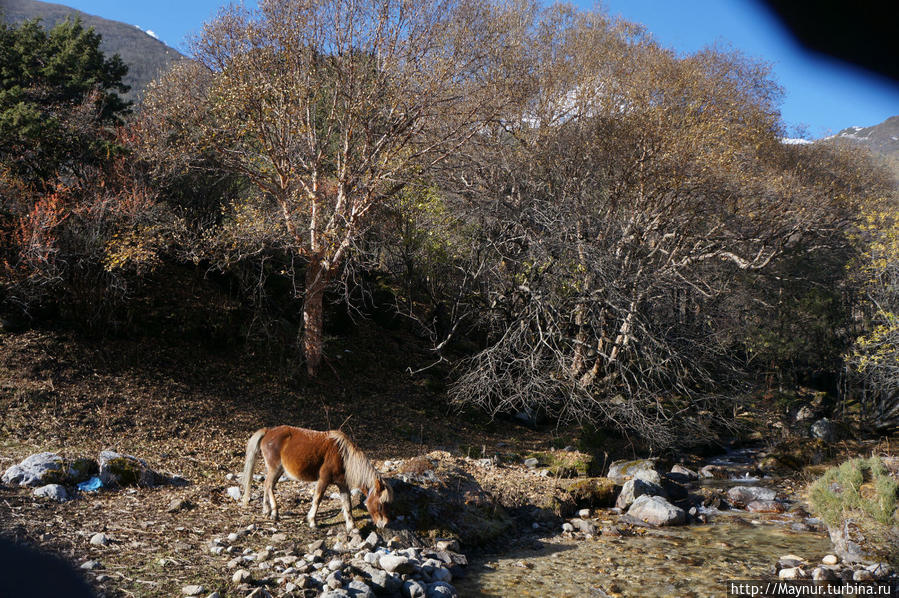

{"left": 303, "top": 257, "right": 328, "bottom": 377}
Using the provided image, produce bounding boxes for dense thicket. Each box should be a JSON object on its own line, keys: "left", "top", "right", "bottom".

{"left": 1, "top": 2, "right": 895, "bottom": 446}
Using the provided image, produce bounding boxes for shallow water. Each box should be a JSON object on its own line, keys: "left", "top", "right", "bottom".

{"left": 457, "top": 505, "right": 831, "bottom": 597}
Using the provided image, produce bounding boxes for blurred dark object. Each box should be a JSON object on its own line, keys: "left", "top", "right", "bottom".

{"left": 0, "top": 536, "right": 97, "bottom": 597}
{"left": 761, "top": 0, "right": 899, "bottom": 82}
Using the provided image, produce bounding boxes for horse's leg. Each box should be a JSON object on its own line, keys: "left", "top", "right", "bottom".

{"left": 307, "top": 477, "right": 327, "bottom": 528}
{"left": 264, "top": 463, "right": 283, "bottom": 520}
{"left": 337, "top": 483, "right": 355, "bottom": 532}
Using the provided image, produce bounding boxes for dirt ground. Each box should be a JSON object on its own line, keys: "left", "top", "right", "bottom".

{"left": 0, "top": 328, "right": 569, "bottom": 597}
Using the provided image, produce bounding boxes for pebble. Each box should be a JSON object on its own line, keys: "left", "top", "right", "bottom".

{"left": 90, "top": 533, "right": 110, "bottom": 546}
{"left": 80, "top": 560, "right": 101, "bottom": 570}
{"left": 33, "top": 484, "right": 69, "bottom": 502}
{"left": 577, "top": 509, "right": 591, "bottom": 518}
{"left": 226, "top": 486, "right": 241, "bottom": 501}
{"left": 232, "top": 569, "right": 251, "bottom": 584}
{"left": 778, "top": 567, "right": 804, "bottom": 580}
{"left": 853, "top": 570, "right": 874, "bottom": 582}
{"left": 562, "top": 522, "right": 574, "bottom": 532}
{"left": 182, "top": 585, "right": 205, "bottom": 596}
{"left": 167, "top": 498, "right": 190, "bottom": 512}
{"left": 822, "top": 554, "right": 839, "bottom": 565}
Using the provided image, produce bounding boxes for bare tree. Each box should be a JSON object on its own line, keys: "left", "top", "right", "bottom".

{"left": 444, "top": 6, "right": 873, "bottom": 446}
{"left": 139, "top": 0, "right": 515, "bottom": 375}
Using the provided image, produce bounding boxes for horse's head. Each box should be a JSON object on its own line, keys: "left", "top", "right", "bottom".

{"left": 365, "top": 477, "right": 393, "bottom": 529}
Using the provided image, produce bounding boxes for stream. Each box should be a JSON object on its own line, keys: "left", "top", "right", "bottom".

{"left": 457, "top": 447, "right": 833, "bottom": 597}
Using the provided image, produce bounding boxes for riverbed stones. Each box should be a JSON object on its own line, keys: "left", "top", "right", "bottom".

{"left": 726, "top": 486, "right": 776, "bottom": 507}
{"left": 2, "top": 452, "right": 67, "bottom": 487}
{"left": 607, "top": 459, "right": 659, "bottom": 484}
{"left": 33, "top": 483, "right": 69, "bottom": 501}
{"left": 626, "top": 494, "right": 686, "bottom": 526}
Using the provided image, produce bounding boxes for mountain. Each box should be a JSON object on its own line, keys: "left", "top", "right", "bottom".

{"left": 0, "top": 0, "right": 184, "bottom": 103}
{"left": 828, "top": 116, "right": 899, "bottom": 182}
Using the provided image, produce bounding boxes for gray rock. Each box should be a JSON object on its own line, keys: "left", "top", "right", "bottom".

{"left": 866, "top": 563, "right": 893, "bottom": 579}
{"left": 561, "top": 522, "right": 574, "bottom": 532}
{"left": 362, "top": 531, "right": 379, "bottom": 549}
{"left": 615, "top": 477, "right": 665, "bottom": 509}
{"left": 232, "top": 569, "right": 251, "bottom": 584}
{"left": 568, "top": 518, "right": 596, "bottom": 535}
{"left": 226, "top": 486, "right": 242, "bottom": 501}
{"left": 626, "top": 494, "right": 686, "bottom": 526}
{"left": 347, "top": 580, "right": 375, "bottom": 598}
{"left": 810, "top": 418, "right": 840, "bottom": 442}
{"left": 90, "top": 532, "right": 110, "bottom": 546}
{"left": 327, "top": 558, "right": 344, "bottom": 571}
{"left": 523, "top": 457, "right": 539, "bottom": 468}
{"left": 98, "top": 450, "right": 158, "bottom": 487}
{"left": 181, "top": 586, "right": 205, "bottom": 596}
{"left": 167, "top": 498, "right": 190, "bottom": 512}
{"left": 33, "top": 483, "right": 69, "bottom": 502}
{"left": 853, "top": 570, "right": 874, "bottom": 582}
{"left": 80, "top": 560, "right": 101, "bottom": 570}
{"left": 320, "top": 591, "right": 351, "bottom": 598}
{"left": 778, "top": 567, "right": 805, "bottom": 580}
{"left": 431, "top": 566, "right": 452, "bottom": 582}
{"left": 812, "top": 567, "right": 838, "bottom": 581}
{"left": 427, "top": 581, "right": 458, "bottom": 598}
{"left": 380, "top": 554, "right": 415, "bottom": 574}
{"left": 670, "top": 464, "right": 699, "bottom": 480}
{"left": 726, "top": 486, "right": 776, "bottom": 507}
{"left": 402, "top": 580, "right": 427, "bottom": 598}
{"left": 633, "top": 469, "right": 662, "bottom": 486}
{"left": 435, "top": 538, "right": 459, "bottom": 552}
{"left": 607, "top": 459, "right": 658, "bottom": 484}
{"left": 822, "top": 554, "right": 839, "bottom": 565}
{"left": 2, "top": 452, "right": 66, "bottom": 487}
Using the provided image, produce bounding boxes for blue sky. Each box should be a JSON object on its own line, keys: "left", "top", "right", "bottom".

{"left": 58, "top": 0, "right": 899, "bottom": 139}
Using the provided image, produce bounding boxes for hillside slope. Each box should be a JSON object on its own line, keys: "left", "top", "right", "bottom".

{"left": 0, "top": 0, "right": 184, "bottom": 102}
{"left": 829, "top": 116, "right": 899, "bottom": 182}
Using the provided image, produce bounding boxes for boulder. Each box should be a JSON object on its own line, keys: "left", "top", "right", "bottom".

{"left": 810, "top": 418, "right": 842, "bottom": 443}
{"left": 726, "top": 486, "right": 776, "bottom": 508}
{"left": 2, "top": 452, "right": 67, "bottom": 487}
{"left": 33, "top": 483, "right": 69, "bottom": 502}
{"left": 380, "top": 554, "right": 415, "bottom": 575}
{"left": 402, "top": 580, "right": 427, "bottom": 598}
{"left": 607, "top": 459, "right": 659, "bottom": 484}
{"left": 615, "top": 478, "right": 665, "bottom": 510}
{"left": 626, "top": 494, "right": 686, "bottom": 526}
{"left": 99, "top": 451, "right": 159, "bottom": 487}
{"left": 560, "top": 477, "right": 618, "bottom": 508}
{"left": 669, "top": 464, "right": 699, "bottom": 481}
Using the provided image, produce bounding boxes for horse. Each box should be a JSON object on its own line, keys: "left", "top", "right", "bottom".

{"left": 240, "top": 426, "right": 393, "bottom": 531}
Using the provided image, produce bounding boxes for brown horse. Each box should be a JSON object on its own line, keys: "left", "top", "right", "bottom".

{"left": 240, "top": 426, "right": 393, "bottom": 531}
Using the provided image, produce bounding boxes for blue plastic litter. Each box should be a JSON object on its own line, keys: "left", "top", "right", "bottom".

{"left": 77, "top": 476, "right": 103, "bottom": 492}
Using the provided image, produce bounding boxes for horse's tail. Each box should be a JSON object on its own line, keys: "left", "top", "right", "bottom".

{"left": 241, "top": 428, "right": 267, "bottom": 506}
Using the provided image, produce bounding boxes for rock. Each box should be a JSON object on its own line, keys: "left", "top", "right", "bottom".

{"left": 232, "top": 569, "right": 251, "bottom": 584}
{"left": 90, "top": 533, "right": 110, "bottom": 546}
{"left": 778, "top": 555, "right": 806, "bottom": 569}
{"left": 308, "top": 539, "right": 325, "bottom": 552}
{"left": 726, "top": 486, "right": 776, "bottom": 507}
{"left": 577, "top": 508, "right": 591, "bottom": 518}
{"left": 347, "top": 580, "right": 376, "bottom": 598}
{"left": 435, "top": 538, "right": 458, "bottom": 552}
{"left": 812, "top": 566, "right": 838, "bottom": 581}
{"left": 746, "top": 500, "right": 785, "bottom": 513}
{"left": 778, "top": 567, "right": 805, "bottom": 580}
{"left": 2, "top": 452, "right": 67, "bottom": 487}
{"left": 33, "top": 483, "right": 69, "bottom": 502}
{"left": 167, "top": 498, "right": 191, "bottom": 513}
{"left": 246, "top": 589, "right": 272, "bottom": 598}
{"left": 822, "top": 554, "right": 839, "bottom": 565}
{"left": 98, "top": 450, "right": 158, "bottom": 487}
{"left": 853, "top": 569, "right": 874, "bottom": 582}
{"left": 561, "top": 522, "right": 574, "bottom": 532}
{"left": 633, "top": 469, "right": 662, "bottom": 486}
{"left": 607, "top": 459, "right": 658, "bottom": 484}
{"left": 699, "top": 465, "right": 729, "bottom": 479}
{"left": 524, "top": 457, "right": 539, "bottom": 468}
{"left": 271, "top": 532, "right": 287, "bottom": 542}
{"left": 431, "top": 566, "right": 452, "bottom": 582}
{"left": 182, "top": 585, "right": 205, "bottom": 596}
{"left": 80, "top": 560, "right": 101, "bottom": 570}
{"left": 670, "top": 464, "right": 699, "bottom": 480}
{"left": 426, "top": 581, "right": 458, "bottom": 598}
{"left": 320, "top": 592, "right": 350, "bottom": 598}
{"left": 402, "top": 580, "right": 427, "bottom": 598}
{"left": 795, "top": 404, "right": 816, "bottom": 422}
{"left": 626, "top": 495, "right": 686, "bottom": 526}
{"left": 615, "top": 478, "right": 665, "bottom": 509}
{"left": 810, "top": 418, "right": 841, "bottom": 442}
{"left": 380, "top": 554, "right": 415, "bottom": 575}
{"left": 226, "top": 486, "right": 242, "bottom": 501}
{"left": 866, "top": 563, "right": 892, "bottom": 579}
{"left": 568, "top": 518, "right": 596, "bottom": 534}
{"left": 327, "top": 558, "right": 343, "bottom": 571}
